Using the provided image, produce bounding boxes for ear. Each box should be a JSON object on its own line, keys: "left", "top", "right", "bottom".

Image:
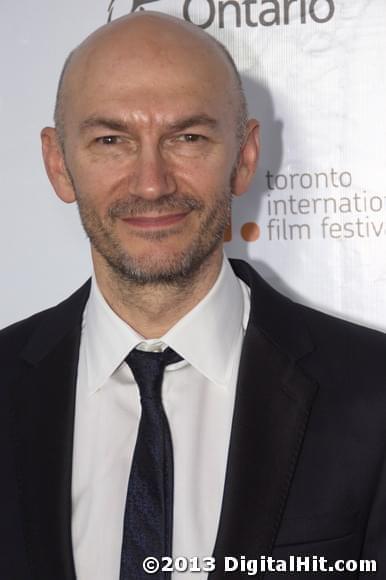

{"left": 232, "top": 119, "right": 260, "bottom": 197}
{"left": 41, "top": 127, "right": 76, "bottom": 203}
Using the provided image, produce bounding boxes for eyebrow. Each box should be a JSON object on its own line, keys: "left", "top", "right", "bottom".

{"left": 79, "top": 114, "right": 219, "bottom": 134}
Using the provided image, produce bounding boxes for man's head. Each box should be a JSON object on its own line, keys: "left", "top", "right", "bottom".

{"left": 54, "top": 17, "right": 249, "bottom": 151}
{"left": 41, "top": 12, "right": 259, "bottom": 286}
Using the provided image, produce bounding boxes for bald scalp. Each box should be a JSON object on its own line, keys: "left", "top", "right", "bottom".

{"left": 54, "top": 12, "right": 248, "bottom": 148}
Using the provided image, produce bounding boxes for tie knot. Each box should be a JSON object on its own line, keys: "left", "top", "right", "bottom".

{"left": 125, "top": 347, "right": 183, "bottom": 399}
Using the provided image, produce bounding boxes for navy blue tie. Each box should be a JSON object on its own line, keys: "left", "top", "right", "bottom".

{"left": 120, "top": 346, "right": 183, "bottom": 580}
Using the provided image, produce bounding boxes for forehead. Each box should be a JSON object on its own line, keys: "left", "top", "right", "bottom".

{"left": 65, "top": 35, "right": 238, "bottom": 128}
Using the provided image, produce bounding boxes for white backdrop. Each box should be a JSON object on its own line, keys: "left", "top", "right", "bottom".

{"left": 1, "top": 0, "right": 386, "bottom": 331}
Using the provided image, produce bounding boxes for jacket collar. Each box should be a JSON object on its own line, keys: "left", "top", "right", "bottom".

{"left": 14, "top": 259, "right": 317, "bottom": 580}
{"left": 230, "top": 258, "right": 314, "bottom": 360}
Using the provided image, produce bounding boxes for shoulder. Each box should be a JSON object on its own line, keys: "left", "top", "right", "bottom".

{"left": 0, "top": 311, "right": 47, "bottom": 359}
{"left": 295, "top": 302, "right": 386, "bottom": 402}
{"left": 297, "top": 300, "right": 386, "bottom": 357}
{"left": 231, "top": 257, "right": 385, "bottom": 344}
{"left": 0, "top": 280, "right": 91, "bottom": 363}
{"left": 230, "top": 257, "right": 386, "bottom": 377}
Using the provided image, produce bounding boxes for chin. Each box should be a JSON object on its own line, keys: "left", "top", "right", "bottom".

{"left": 108, "top": 245, "right": 214, "bottom": 285}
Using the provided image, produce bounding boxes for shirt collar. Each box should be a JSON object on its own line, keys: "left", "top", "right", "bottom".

{"left": 83, "top": 252, "right": 249, "bottom": 394}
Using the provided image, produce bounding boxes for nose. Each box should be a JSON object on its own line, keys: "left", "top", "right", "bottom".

{"left": 127, "top": 142, "right": 177, "bottom": 199}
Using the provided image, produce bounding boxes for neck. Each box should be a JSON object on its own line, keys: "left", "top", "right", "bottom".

{"left": 92, "top": 249, "right": 224, "bottom": 338}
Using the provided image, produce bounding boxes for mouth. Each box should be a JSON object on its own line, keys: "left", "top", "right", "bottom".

{"left": 121, "top": 211, "right": 190, "bottom": 228}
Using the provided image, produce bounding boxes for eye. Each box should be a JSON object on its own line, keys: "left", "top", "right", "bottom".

{"left": 175, "top": 134, "right": 207, "bottom": 143}
{"left": 96, "top": 135, "right": 122, "bottom": 145}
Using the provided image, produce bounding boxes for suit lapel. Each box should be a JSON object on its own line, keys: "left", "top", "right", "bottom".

{"left": 209, "top": 261, "right": 319, "bottom": 578}
{"left": 11, "top": 281, "right": 90, "bottom": 580}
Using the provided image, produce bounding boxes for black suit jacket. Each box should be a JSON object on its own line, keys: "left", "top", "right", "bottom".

{"left": 1, "top": 259, "right": 386, "bottom": 579}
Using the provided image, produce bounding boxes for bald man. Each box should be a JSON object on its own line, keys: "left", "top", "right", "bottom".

{"left": 1, "top": 11, "right": 386, "bottom": 580}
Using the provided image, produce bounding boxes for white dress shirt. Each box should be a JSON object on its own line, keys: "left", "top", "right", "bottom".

{"left": 71, "top": 254, "right": 251, "bottom": 580}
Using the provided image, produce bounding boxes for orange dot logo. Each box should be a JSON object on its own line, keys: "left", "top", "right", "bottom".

{"left": 241, "top": 222, "right": 260, "bottom": 242}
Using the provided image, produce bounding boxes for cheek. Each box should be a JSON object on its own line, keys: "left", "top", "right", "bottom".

{"left": 69, "top": 157, "right": 127, "bottom": 204}
{"left": 174, "top": 156, "right": 235, "bottom": 194}
{"left": 66, "top": 142, "right": 125, "bottom": 182}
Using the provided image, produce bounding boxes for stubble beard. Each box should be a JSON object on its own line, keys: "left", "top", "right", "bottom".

{"left": 73, "top": 181, "right": 234, "bottom": 288}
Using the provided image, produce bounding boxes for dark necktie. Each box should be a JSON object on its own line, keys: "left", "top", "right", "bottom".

{"left": 120, "top": 346, "right": 183, "bottom": 580}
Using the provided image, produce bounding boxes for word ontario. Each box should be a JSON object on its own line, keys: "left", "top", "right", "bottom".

{"left": 183, "top": 0, "right": 335, "bottom": 28}
{"left": 108, "top": 0, "right": 336, "bottom": 29}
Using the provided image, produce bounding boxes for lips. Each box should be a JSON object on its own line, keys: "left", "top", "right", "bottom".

{"left": 122, "top": 212, "right": 189, "bottom": 228}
